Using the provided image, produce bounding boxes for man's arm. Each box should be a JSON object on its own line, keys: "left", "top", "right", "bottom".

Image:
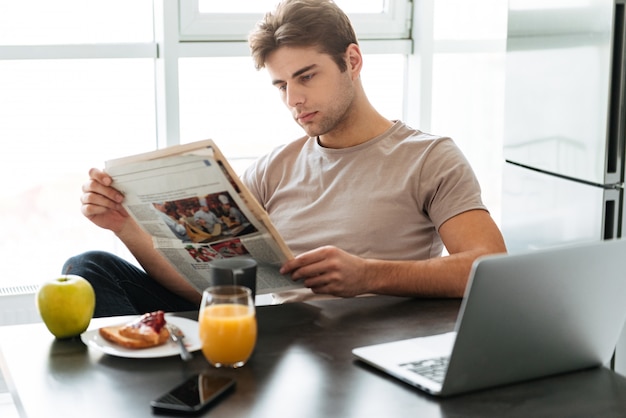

{"left": 115, "top": 222, "right": 202, "bottom": 304}
{"left": 81, "top": 168, "right": 202, "bottom": 304}
{"left": 279, "top": 209, "right": 507, "bottom": 298}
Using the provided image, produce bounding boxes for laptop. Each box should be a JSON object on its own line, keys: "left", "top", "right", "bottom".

{"left": 352, "top": 238, "right": 626, "bottom": 397}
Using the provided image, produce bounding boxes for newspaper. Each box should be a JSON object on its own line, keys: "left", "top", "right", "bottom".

{"left": 105, "top": 139, "right": 301, "bottom": 295}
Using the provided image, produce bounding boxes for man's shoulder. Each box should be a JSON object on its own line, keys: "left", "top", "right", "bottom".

{"left": 385, "top": 122, "right": 455, "bottom": 153}
{"left": 275, "top": 135, "right": 312, "bottom": 153}
{"left": 389, "top": 121, "right": 448, "bottom": 142}
{"left": 241, "top": 135, "right": 310, "bottom": 184}
{"left": 254, "top": 135, "right": 311, "bottom": 166}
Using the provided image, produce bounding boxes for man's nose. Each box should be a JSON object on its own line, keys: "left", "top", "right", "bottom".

{"left": 285, "top": 85, "right": 305, "bottom": 108}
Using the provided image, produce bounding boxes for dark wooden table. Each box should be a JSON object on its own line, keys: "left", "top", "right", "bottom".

{"left": 2, "top": 295, "right": 626, "bottom": 417}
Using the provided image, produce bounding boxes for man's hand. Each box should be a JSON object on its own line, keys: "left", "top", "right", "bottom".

{"left": 280, "top": 245, "right": 371, "bottom": 297}
{"left": 278, "top": 210, "right": 507, "bottom": 300}
{"left": 80, "top": 168, "right": 130, "bottom": 234}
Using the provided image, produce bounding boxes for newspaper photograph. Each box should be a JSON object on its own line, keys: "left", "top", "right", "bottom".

{"left": 104, "top": 140, "right": 300, "bottom": 294}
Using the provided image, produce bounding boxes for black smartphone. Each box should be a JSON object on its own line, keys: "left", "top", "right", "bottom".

{"left": 150, "top": 373, "right": 235, "bottom": 415}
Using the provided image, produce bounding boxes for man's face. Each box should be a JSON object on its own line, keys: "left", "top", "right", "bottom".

{"left": 265, "top": 46, "right": 355, "bottom": 138}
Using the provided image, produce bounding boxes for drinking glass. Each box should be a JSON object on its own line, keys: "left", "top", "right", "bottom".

{"left": 198, "top": 285, "right": 257, "bottom": 368}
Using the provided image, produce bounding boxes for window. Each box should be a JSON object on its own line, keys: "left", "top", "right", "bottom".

{"left": 197, "top": 0, "right": 387, "bottom": 13}
{"left": 0, "top": 0, "right": 413, "bottom": 289}
{"left": 179, "top": 0, "right": 412, "bottom": 41}
{"left": 0, "top": 59, "right": 156, "bottom": 286}
{"left": 0, "top": 1, "right": 153, "bottom": 44}
{"left": 0, "top": 0, "right": 156, "bottom": 289}
{"left": 0, "top": 0, "right": 506, "bottom": 290}
{"left": 421, "top": 0, "right": 508, "bottom": 220}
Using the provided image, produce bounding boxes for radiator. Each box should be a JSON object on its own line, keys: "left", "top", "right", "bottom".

{"left": 0, "top": 285, "right": 42, "bottom": 326}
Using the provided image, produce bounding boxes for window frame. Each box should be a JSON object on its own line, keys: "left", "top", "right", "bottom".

{"left": 178, "top": 0, "right": 413, "bottom": 41}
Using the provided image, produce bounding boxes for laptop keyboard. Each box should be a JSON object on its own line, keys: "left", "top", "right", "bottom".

{"left": 400, "top": 357, "right": 450, "bottom": 384}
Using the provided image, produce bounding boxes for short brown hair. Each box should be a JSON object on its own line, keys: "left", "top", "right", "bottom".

{"left": 248, "top": 0, "right": 358, "bottom": 71}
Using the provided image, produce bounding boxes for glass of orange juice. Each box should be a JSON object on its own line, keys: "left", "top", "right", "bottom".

{"left": 198, "top": 285, "right": 257, "bottom": 368}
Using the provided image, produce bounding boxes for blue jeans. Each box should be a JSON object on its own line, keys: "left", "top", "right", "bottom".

{"left": 62, "top": 251, "right": 198, "bottom": 317}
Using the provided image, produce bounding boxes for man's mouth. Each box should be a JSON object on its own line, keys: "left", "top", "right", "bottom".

{"left": 296, "top": 111, "right": 317, "bottom": 124}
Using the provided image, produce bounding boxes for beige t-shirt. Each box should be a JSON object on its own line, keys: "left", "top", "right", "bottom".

{"left": 242, "top": 121, "right": 487, "bottom": 301}
{"left": 243, "top": 121, "right": 486, "bottom": 259}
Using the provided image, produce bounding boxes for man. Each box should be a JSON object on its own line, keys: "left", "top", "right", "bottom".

{"left": 193, "top": 205, "right": 223, "bottom": 234}
{"left": 67, "top": 0, "right": 506, "bottom": 316}
{"left": 222, "top": 202, "right": 245, "bottom": 226}
{"left": 154, "top": 202, "right": 191, "bottom": 242}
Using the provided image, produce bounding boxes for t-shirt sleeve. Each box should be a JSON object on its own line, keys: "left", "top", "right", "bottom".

{"left": 241, "top": 156, "right": 267, "bottom": 209}
{"left": 417, "top": 138, "right": 487, "bottom": 230}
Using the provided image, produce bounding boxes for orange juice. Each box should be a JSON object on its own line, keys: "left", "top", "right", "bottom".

{"left": 199, "top": 303, "right": 257, "bottom": 367}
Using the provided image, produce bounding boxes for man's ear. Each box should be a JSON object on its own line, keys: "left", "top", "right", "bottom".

{"left": 345, "top": 43, "right": 363, "bottom": 79}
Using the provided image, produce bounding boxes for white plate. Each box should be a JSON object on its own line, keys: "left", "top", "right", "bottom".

{"left": 81, "top": 315, "right": 201, "bottom": 359}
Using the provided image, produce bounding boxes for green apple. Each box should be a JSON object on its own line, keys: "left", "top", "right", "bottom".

{"left": 36, "top": 274, "right": 96, "bottom": 339}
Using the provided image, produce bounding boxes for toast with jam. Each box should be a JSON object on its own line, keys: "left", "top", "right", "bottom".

{"left": 99, "top": 310, "right": 170, "bottom": 349}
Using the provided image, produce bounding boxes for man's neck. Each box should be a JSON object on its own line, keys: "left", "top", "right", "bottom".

{"left": 318, "top": 107, "right": 393, "bottom": 149}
